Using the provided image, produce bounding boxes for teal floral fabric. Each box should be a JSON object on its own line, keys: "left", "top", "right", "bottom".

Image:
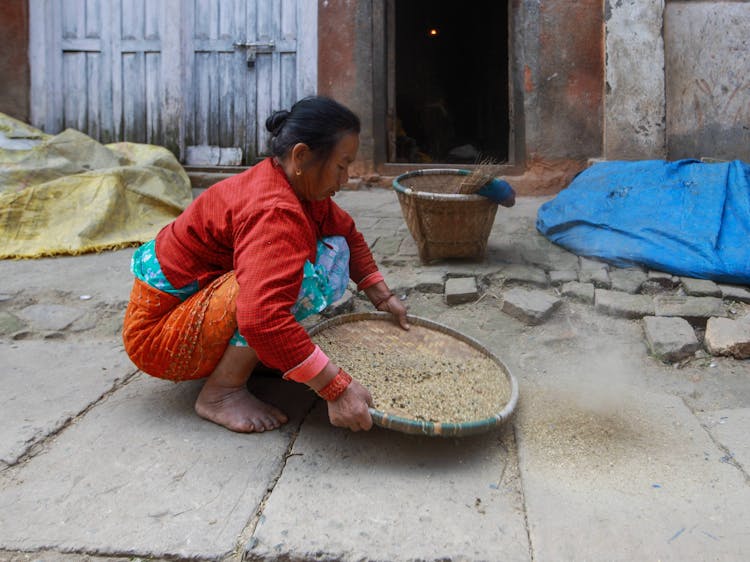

{"left": 130, "top": 239, "right": 199, "bottom": 299}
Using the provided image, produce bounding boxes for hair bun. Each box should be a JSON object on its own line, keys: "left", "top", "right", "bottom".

{"left": 266, "top": 110, "right": 290, "bottom": 134}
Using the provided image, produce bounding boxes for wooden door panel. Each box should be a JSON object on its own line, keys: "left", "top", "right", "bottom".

{"left": 30, "top": 0, "right": 317, "bottom": 163}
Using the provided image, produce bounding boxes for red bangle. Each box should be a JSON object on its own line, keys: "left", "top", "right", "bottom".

{"left": 317, "top": 368, "right": 353, "bottom": 402}
{"left": 374, "top": 292, "right": 394, "bottom": 309}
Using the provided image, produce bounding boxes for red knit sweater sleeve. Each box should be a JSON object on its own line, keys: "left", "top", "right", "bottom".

{"left": 233, "top": 204, "right": 319, "bottom": 372}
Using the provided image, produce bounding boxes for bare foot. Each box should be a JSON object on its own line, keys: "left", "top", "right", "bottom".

{"left": 195, "top": 383, "right": 289, "bottom": 433}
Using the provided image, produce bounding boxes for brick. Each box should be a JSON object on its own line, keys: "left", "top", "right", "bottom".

{"left": 609, "top": 268, "right": 647, "bottom": 294}
{"left": 445, "top": 277, "right": 478, "bottom": 305}
{"left": 643, "top": 316, "right": 700, "bottom": 362}
{"left": 501, "top": 288, "right": 561, "bottom": 325}
{"left": 719, "top": 284, "right": 750, "bottom": 304}
{"left": 705, "top": 317, "right": 750, "bottom": 359}
{"left": 549, "top": 270, "right": 578, "bottom": 285}
{"left": 654, "top": 296, "right": 726, "bottom": 319}
{"left": 561, "top": 281, "right": 595, "bottom": 304}
{"left": 680, "top": 277, "right": 722, "bottom": 297}
{"left": 595, "top": 289, "right": 654, "bottom": 318}
{"left": 498, "top": 264, "right": 549, "bottom": 288}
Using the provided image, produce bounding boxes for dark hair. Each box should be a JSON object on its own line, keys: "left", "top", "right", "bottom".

{"left": 265, "top": 96, "right": 361, "bottom": 161}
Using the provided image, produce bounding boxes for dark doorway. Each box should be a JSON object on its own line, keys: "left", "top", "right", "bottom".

{"left": 392, "top": 0, "right": 509, "bottom": 164}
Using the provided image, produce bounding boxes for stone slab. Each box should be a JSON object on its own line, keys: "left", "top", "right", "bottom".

{"left": 516, "top": 236, "right": 579, "bottom": 271}
{"left": 517, "top": 385, "right": 750, "bottom": 561}
{"left": 654, "top": 295, "right": 726, "bottom": 320}
{"left": 247, "top": 405, "right": 530, "bottom": 562}
{"left": 609, "top": 267, "right": 647, "bottom": 294}
{"left": 680, "top": 277, "right": 722, "bottom": 298}
{"left": 497, "top": 264, "right": 549, "bottom": 287}
{"left": 414, "top": 270, "right": 445, "bottom": 294}
{"left": 595, "top": 289, "right": 654, "bottom": 318}
{"left": 0, "top": 341, "right": 135, "bottom": 466}
{"left": 647, "top": 270, "right": 679, "bottom": 288}
{"left": 0, "top": 248, "right": 135, "bottom": 303}
{"left": 0, "top": 311, "right": 24, "bottom": 336}
{"left": 16, "top": 304, "right": 84, "bottom": 331}
{"left": 0, "top": 375, "right": 314, "bottom": 559}
{"left": 719, "top": 284, "right": 750, "bottom": 304}
{"left": 371, "top": 236, "right": 402, "bottom": 257}
{"left": 705, "top": 317, "right": 750, "bottom": 359}
{"left": 502, "top": 288, "right": 561, "bottom": 325}
{"left": 561, "top": 281, "right": 595, "bottom": 304}
{"left": 643, "top": 316, "right": 700, "bottom": 363}
{"left": 445, "top": 277, "right": 479, "bottom": 305}
{"left": 698, "top": 408, "right": 750, "bottom": 472}
{"left": 549, "top": 270, "right": 578, "bottom": 285}
{"left": 578, "top": 258, "right": 611, "bottom": 288}
{"left": 398, "top": 235, "right": 419, "bottom": 257}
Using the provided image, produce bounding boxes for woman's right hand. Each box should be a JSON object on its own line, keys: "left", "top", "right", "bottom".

{"left": 327, "top": 379, "right": 374, "bottom": 432}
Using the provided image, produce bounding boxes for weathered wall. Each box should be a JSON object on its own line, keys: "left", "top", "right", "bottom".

{"left": 7, "top": 0, "right": 744, "bottom": 189}
{"left": 507, "top": 0, "right": 604, "bottom": 193}
{"left": 526, "top": 0, "right": 605, "bottom": 160}
{"left": 0, "top": 0, "right": 30, "bottom": 122}
{"left": 604, "top": 0, "right": 666, "bottom": 159}
{"left": 318, "top": 0, "right": 379, "bottom": 177}
{"left": 665, "top": 1, "right": 750, "bottom": 161}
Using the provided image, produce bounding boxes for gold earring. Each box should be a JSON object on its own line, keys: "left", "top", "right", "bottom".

{"left": 295, "top": 169, "right": 302, "bottom": 176}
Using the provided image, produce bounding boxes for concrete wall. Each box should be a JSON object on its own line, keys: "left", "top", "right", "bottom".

{"left": 604, "top": 0, "right": 750, "bottom": 163}
{"left": 604, "top": 0, "right": 666, "bottom": 160}
{"left": 524, "top": 0, "right": 605, "bottom": 160}
{"left": 506, "top": 0, "right": 604, "bottom": 193}
{"left": 318, "top": 0, "right": 382, "bottom": 177}
{"left": 0, "top": 0, "right": 30, "bottom": 122}
{"left": 665, "top": 1, "right": 750, "bottom": 161}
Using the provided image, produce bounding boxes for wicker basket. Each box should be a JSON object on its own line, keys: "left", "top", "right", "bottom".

{"left": 392, "top": 169, "right": 499, "bottom": 263}
{"left": 309, "top": 312, "right": 519, "bottom": 437}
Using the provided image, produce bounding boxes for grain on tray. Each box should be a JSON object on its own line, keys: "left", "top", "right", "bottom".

{"left": 313, "top": 320, "right": 510, "bottom": 424}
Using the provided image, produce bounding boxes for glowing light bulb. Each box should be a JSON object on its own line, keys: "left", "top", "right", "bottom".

{"left": 428, "top": 28, "right": 439, "bottom": 37}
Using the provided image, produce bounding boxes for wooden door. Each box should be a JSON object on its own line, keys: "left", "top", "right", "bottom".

{"left": 29, "top": 0, "right": 317, "bottom": 164}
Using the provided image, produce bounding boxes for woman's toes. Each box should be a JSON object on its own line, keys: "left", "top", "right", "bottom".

{"left": 269, "top": 407, "right": 288, "bottom": 424}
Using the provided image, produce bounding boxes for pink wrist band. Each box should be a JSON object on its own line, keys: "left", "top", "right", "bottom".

{"left": 283, "top": 345, "right": 330, "bottom": 383}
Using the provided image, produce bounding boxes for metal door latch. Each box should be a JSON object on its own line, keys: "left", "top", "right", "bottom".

{"left": 233, "top": 40, "right": 275, "bottom": 68}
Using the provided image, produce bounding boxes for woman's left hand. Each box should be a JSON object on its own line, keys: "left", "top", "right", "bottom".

{"left": 366, "top": 281, "right": 410, "bottom": 330}
{"left": 376, "top": 294, "right": 410, "bottom": 330}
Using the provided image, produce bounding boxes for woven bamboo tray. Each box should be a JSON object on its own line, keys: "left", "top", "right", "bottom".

{"left": 309, "top": 312, "right": 519, "bottom": 437}
{"left": 393, "top": 169, "right": 499, "bottom": 263}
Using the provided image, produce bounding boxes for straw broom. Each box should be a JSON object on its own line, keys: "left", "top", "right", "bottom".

{"left": 455, "top": 156, "right": 504, "bottom": 194}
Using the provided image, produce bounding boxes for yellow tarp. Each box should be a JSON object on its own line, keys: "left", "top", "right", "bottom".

{"left": 0, "top": 113, "right": 192, "bottom": 259}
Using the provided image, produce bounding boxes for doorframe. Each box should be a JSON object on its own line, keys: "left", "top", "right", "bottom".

{"left": 375, "top": 0, "right": 524, "bottom": 175}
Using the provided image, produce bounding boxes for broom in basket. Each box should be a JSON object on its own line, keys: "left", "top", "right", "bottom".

{"left": 455, "top": 157, "right": 516, "bottom": 206}
{"left": 392, "top": 157, "right": 515, "bottom": 263}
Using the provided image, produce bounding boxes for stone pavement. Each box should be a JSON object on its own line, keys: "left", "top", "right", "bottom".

{"left": 1, "top": 189, "right": 749, "bottom": 562}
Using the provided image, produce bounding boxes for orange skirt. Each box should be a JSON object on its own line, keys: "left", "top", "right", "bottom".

{"left": 122, "top": 272, "right": 240, "bottom": 381}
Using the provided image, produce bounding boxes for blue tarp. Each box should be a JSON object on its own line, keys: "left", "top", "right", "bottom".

{"left": 536, "top": 159, "right": 750, "bottom": 285}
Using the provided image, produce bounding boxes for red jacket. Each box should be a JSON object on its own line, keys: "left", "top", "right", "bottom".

{"left": 155, "top": 158, "right": 382, "bottom": 379}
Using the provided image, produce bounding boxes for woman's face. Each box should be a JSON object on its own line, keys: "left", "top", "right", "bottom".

{"left": 292, "top": 133, "right": 359, "bottom": 201}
